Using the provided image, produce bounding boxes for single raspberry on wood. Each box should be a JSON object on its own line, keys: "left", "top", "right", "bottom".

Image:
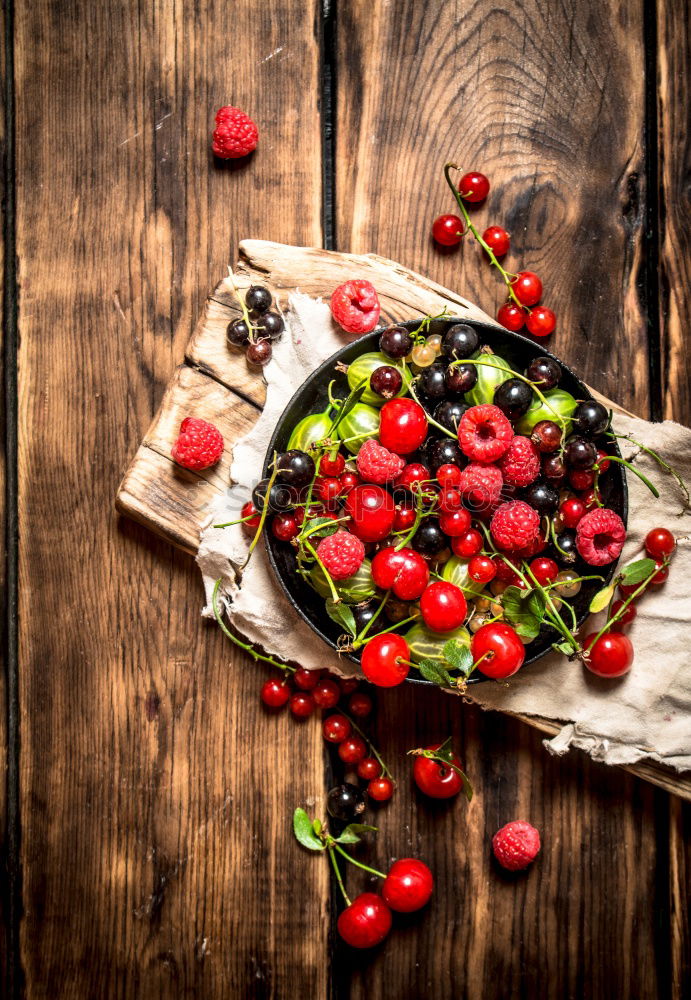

{"left": 499, "top": 435, "right": 540, "bottom": 487}
{"left": 575, "top": 507, "right": 626, "bottom": 565}
{"left": 490, "top": 500, "right": 541, "bottom": 552}
{"left": 316, "top": 530, "right": 365, "bottom": 580}
{"left": 459, "top": 404, "right": 514, "bottom": 463}
{"left": 330, "top": 280, "right": 381, "bottom": 335}
{"left": 459, "top": 462, "right": 503, "bottom": 510}
{"left": 356, "top": 438, "right": 405, "bottom": 484}
{"left": 171, "top": 417, "right": 224, "bottom": 471}
{"left": 492, "top": 820, "right": 540, "bottom": 871}
{"left": 212, "top": 106, "right": 259, "bottom": 158}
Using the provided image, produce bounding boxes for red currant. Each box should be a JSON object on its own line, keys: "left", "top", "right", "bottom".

{"left": 371, "top": 546, "right": 429, "bottom": 601}
{"left": 560, "top": 497, "right": 585, "bottom": 529}
{"left": 323, "top": 714, "right": 352, "bottom": 743}
{"left": 611, "top": 599, "right": 637, "bottom": 627}
{"left": 314, "top": 476, "right": 341, "bottom": 508}
{"left": 368, "top": 776, "right": 395, "bottom": 802}
{"left": 319, "top": 452, "right": 345, "bottom": 477}
{"left": 361, "top": 634, "right": 410, "bottom": 688}
{"left": 451, "top": 528, "right": 483, "bottom": 558}
{"left": 468, "top": 555, "right": 496, "bottom": 584}
{"left": 619, "top": 581, "right": 639, "bottom": 599}
{"left": 645, "top": 527, "right": 676, "bottom": 560}
{"left": 271, "top": 512, "right": 299, "bottom": 542}
{"left": 260, "top": 677, "right": 290, "bottom": 708}
{"left": 578, "top": 488, "right": 598, "bottom": 511}
{"left": 497, "top": 302, "right": 525, "bottom": 332}
{"left": 420, "top": 581, "right": 467, "bottom": 632}
{"left": 313, "top": 678, "right": 341, "bottom": 709}
{"left": 436, "top": 463, "right": 463, "bottom": 488}
{"left": 458, "top": 170, "right": 490, "bottom": 202}
{"left": 432, "top": 214, "right": 465, "bottom": 246}
{"left": 439, "top": 508, "right": 472, "bottom": 537}
{"left": 339, "top": 676, "right": 360, "bottom": 695}
{"left": 395, "top": 462, "right": 430, "bottom": 491}
{"left": 650, "top": 561, "right": 669, "bottom": 585}
{"left": 596, "top": 449, "right": 611, "bottom": 472}
{"left": 379, "top": 399, "right": 428, "bottom": 455}
{"left": 339, "top": 470, "right": 361, "bottom": 496}
{"left": 382, "top": 859, "right": 433, "bottom": 912}
{"left": 241, "top": 500, "right": 261, "bottom": 536}
{"left": 337, "top": 893, "right": 392, "bottom": 949}
{"left": 525, "top": 305, "right": 556, "bottom": 337}
{"left": 348, "top": 691, "right": 373, "bottom": 718}
{"left": 529, "top": 556, "right": 559, "bottom": 586}
{"left": 471, "top": 623, "right": 525, "bottom": 679}
{"left": 482, "top": 225, "right": 510, "bottom": 257}
{"left": 584, "top": 632, "right": 634, "bottom": 677}
{"left": 289, "top": 691, "right": 315, "bottom": 719}
{"left": 569, "top": 469, "right": 595, "bottom": 491}
{"left": 357, "top": 757, "right": 382, "bottom": 780}
{"left": 344, "top": 485, "right": 396, "bottom": 542}
{"left": 294, "top": 667, "right": 320, "bottom": 690}
{"left": 338, "top": 735, "right": 368, "bottom": 764}
{"left": 513, "top": 271, "right": 543, "bottom": 306}
{"left": 492, "top": 556, "right": 516, "bottom": 581}
{"left": 393, "top": 505, "right": 417, "bottom": 532}
{"left": 412, "top": 743, "right": 464, "bottom": 799}
{"left": 438, "top": 487, "right": 462, "bottom": 513}
{"left": 531, "top": 420, "right": 562, "bottom": 453}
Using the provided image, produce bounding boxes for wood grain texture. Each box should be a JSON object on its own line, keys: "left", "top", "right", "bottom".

{"left": 15, "top": 1, "right": 328, "bottom": 997}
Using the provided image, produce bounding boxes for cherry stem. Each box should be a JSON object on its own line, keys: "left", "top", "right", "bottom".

{"left": 332, "top": 842, "right": 386, "bottom": 880}
{"left": 327, "top": 845, "right": 351, "bottom": 907}
{"left": 213, "top": 512, "right": 258, "bottom": 529}
{"left": 353, "top": 589, "right": 391, "bottom": 646}
{"left": 228, "top": 272, "right": 257, "bottom": 341}
{"left": 444, "top": 162, "right": 523, "bottom": 308}
{"left": 354, "top": 614, "right": 419, "bottom": 649}
{"left": 339, "top": 709, "right": 393, "bottom": 778}
{"left": 211, "top": 579, "right": 295, "bottom": 673}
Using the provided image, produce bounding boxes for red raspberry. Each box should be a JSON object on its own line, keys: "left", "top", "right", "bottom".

{"left": 315, "top": 530, "right": 365, "bottom": 580}
{"left": 171, "top": 417, "right": 224, "bottom": 471}
{"left": 356, "top": 438, "right": 405, "bottom": 484}
{"left": 575, "top": 508, "right": 627, "bottom": 566}
{"left": 211, "top": 106, "right": 259, "bottom": 158}
{"left": 330, "top": 280, "right": 381, "bottom": 335}
{"left": 459, "top": 404, "right": 513, "bottom": 463}
{"left": 459, "top": 462, "right": 503, "bottom": 510}
{"left": 499, "top": 435, "right": 540, "bottom": 487}
{"left": 492, "top": 820, "right": 540, "bottom": 871}
{"left": 490, "top": 500, "right": 541, "bottom": 552}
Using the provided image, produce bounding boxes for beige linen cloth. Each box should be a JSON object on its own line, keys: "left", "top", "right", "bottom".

{"left": 198, "top": 294, "right": 691, "bottom": 772}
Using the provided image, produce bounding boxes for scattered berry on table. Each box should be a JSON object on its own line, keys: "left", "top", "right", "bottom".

{"left": 367, "top": 776, "right": 395, "bottom": 802}
{"left": 490, "top": 500, "right": 541, "bottom": 552}
{"left": 482, "top": 225, "right": 510, "bottom": 257}
{"left": 512, "top": 271, "right": 543, "bottom": 307}
{"left": 420, "top": 581, "right": 467, "bottom": 632}
{"left": 171, "top": 417, "right": 224, "bottom": 471}
{"left": 337, "top": 893, "right": 392, "bottom": 949}
{"left": 497, "top": 303, "right": 525, "bottom": 332}
{"left": 459, "top": 404, "right": 514, "bottom": 463}
{"left": 361, "top": 633, "right": 410, "bottom": 687}
{"left": 348, "top": 691, "right": 373, "bottom": 718}
{"left": 339, "top": 676, "right": 360, "bottom": 695}
{"left": 356, "top": 438, "right": 405, "bottom": 484}
{"left": 246, "top": 338, "right": 272, "bottom": 366}
{"left": 492, "top": 821, "right": 541, "bottom": 871}
{"left": 260, "top": 678, "right": 290, "bottom": 709}
{"left": 412, "top": 744, "right": 465, "bottom": 799}
{"left": 382, "top": 859, "right": 433, "bottom": 912}
{"left": 313, "top": 678, "right": 341, "bottom": 709}
{"left": 432, "top": 214, "right": 465, "bottom": 246}
{"left": 471, "top": 622, "right": 525, "bottom": 678}
{"left": 645, "top": 527, "right": 676, "bottom": 560}
{"left": 458, "top": 170, "right": 490, "bottom": 202}
{"left": 330, "top": 280, "right": 381, "bottom": 335}
{"left": 315, "top": 530, "right": 366, "bottom": 580}
{"left": 583, "top": 632, "right": 634, "bottom": 677}
{"left": 241, "top": 500, "right": 261, "bottom": 537}
{"left": 245, "top": 285, "right": 272, "bottom": 313}
{"left": 226, "top": 318, "right": 250, "bottom": 345}
{"left": 499, "top": 436, "right": 540, "bottom": 487}
{"left": 293, "top": 666, "right": 320, "bottom": 691}
{"left": 357, "top": 757, "right": 382, "bottom": 780}
{"left": 254, "top": 311, "right": 284, "bottom": 340}
{"left": 212, "top": 106, "right": 258, "bottom": 158}
{"left": 525, "top": 306, "right": 556, "bottom": 337}
{"left": 338, "top": 735, "right": 368, "bottom": 764}
{"left": 289, "top": 691, "right": 316, "bottom": 719}
{"left": 575, "top": 508, "right": 626, "bottom": 566}
{"left": 327, "top": 783, "right": 366, "bottom": 821}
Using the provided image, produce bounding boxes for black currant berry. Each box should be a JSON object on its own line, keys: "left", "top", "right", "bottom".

{"left": 573, "top": 400, "right": 609, "bottom": 438}
{"left": 434, "top": 400, "right": 468, "bottom": 433}
{"left": 227, "top": 318, "right": 250, "bottom": 346}
{"left": 494, "top": 378, "right": 533, "bottom": 420}
{"left": 564, "top": 436, "right": 597, "bottom": 470}
{"left": 525, "top": 356, "right": 561, "bottom": 389}
{"left": 252, "top": 478, "right": 294, "bottom": 514}
{"left": 554, "top": 529, "right": 578, "bottom": 565}
{"left": 412, "top": 518, "right": 446, "bottom": 556}
{"left": 370, "top": 365, "right": 403, "bottom": 399}
{"left": 326, "top": 783, "right": 366, "bottom": 822}
{"left": 542, "top": 453, "right": 567, "bottom": 483}
{"left": 417, "top": 363, "right": 447, "bottom": 399}
{"left": 427, "top": 437, "right": 465, "bottom": 472}
{"left": 245, "top": 285, "right": 272, "bottom": 314}
{"left": 247, "top": 339, "right": 272, "bottom": 365}
{"left": 276, "top": 449, "right": 315, "bottom": 488}
{"left": 445, "top": 363, "right": 477, "bottom": 394}
{"left": 352, "top": 600, "right": 379, "bottom": 634}
{"left": 441, "top": 323, "right": 480, "bottom": 360}
{"left": 255, "top": 311, "right": 284, "bottom": 340}
{"left": 379, "top": 326, "right": 413, "bottom": 360}
{"left": 524, "top": 480, "right": 559, "bottom": 516}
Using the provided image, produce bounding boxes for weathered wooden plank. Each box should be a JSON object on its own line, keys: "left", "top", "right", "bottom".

{"left": 15, "top": 2, "right": 327, "bottom": 997}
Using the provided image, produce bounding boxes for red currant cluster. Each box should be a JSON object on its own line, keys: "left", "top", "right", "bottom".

{"left": 226, "top": 282, "right": 284, "bottom": 367}
{"left": 432, "top": 164, "right": 556, "bottom": 338}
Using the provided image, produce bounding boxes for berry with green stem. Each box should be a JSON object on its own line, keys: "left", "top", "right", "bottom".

{"left": 526, "top": 305, "right": 556, "bottom": 337}
{"left": 368, "top": 777, "right": 395, "bottom": 802}
{"left": 432, "top": 213, "right": 465, "bottom": 246}
{"left": 457, "top": 170, "right": 490, "bottom": 202}
{"left": 497, "top": 303, "right": 525, "bottom": 331}
{"left": 526, "top": 356, "right": 561, "bottom": 389}
{"left": 513, "top": 271, "right": 543, "bottom": 307}
{"left": 338, "top": 735, "right": 368, "bottom": 764}
{"left": 261, "top": 678, "right": 290, "bottom": 708}
{"left": 357, "top": 757, "right": 382, "bottom": 780}
{"left": 482, "top": 225, "right": 510, "bottom": 257}
{"left": 245, "top": 285, "right": 272, "bottom": 314}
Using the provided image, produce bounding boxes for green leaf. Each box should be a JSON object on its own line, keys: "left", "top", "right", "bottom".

{"left": 527, "top": 590, "right": 546, "bottom": 619}
{"left": 442, "top": 639, "right": 473, "bottom": 675}
{"left": 553, "top": 640, "right": 574, "bottom": 656}
{"left": 503, "top": 586, "right": 546, "bottom": 633}
{"left": 417, "top": 658, "right": 452, "bottom": 687}
{"left": 312, "top": 818, "right": 322, "bottom": 835}
{"left": 325, "top": 599, "right": 357, "bottom": 638}
{"left": 334, "top": 823, "right": 378, "bottom": 845}
{"left": 589, "top": 583, "right": 615, "bottom": 613}
{"left": 293, "top": 808, "right": 325, "bottom": 851}
{"left": 457, "top": 768, "right": 474, "bottom": 803}
{"left": 620, "top": 558, "right": 656, "bottom": 586}
{"left": 304, "top": 516, "right": 340, "bottom": 538}
{"left": 328, "top": 381, "right": 367, "bottom": 435}
{"left": 513, "top": 615, "right": 540, "bottom": 640}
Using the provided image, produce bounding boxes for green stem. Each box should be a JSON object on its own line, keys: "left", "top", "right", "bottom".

{"left": 304, "top": 538, "right": 341, "bottom": 603}
{"left": 408, "top": 380, "right": 456, "bottom": 439}
{"left": 327, "top": 846, "right": 351, "bottom": 907}
{"left": 242, "top": 456, "right": 279, "bottom": 567}
{"left": 333, "top": 842, "right": 386, "bottom": 880}
{"left": 211, "top": 579, "right": 295, "bottom": 673}
{"left": 213, "top": 512, "right": 257, "bottom": 529}
{"left": 609, "top": 432, "right": 690, "bottom": 513}
{"left": 587, "top": 560, "right": 667, "bottom": 650}
{"left": 353, "top": 590, "right": 391, "bottom": 646}
{"left": 599, "top": 454, "right": 660, "bottom": 498}
{"left": 354, "top": 614, "right": 419, "bottom": 649}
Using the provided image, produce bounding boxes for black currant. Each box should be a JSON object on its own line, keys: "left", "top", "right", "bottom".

{"left": 554, "top": 528, "right": 578, "bottom": 565}
{"left": 445, "top": 363, "right": 477, "bottom": 394}
{"left": 255, "top": 311, "right": 284, "bottom": 340}
{"left": 276, "top": 449, "right": 315, "bottom": 488}
{"left": 542, "top": 453, "right": 567, "bottom": 483}
{"left": 379, "top": 326, "right": 413, "bottom": 359}
{"left": 326, "top": 783, "right": 366, "bottom": 822}
{"left": 247, "top": 339, "right": 272, "bottom": 365}
{"left": 525, "top": 356, "right": 561, "bottom": 389}
{"left": 441, "top": 323, "right": 480, "bottom": 360}
{"left": 427, "top": 437, "right": 465, "bottom": 472}
{"left": 573, "top": 400, "right": 609, "bottom": 438}
{"left": 352, "top": 600, "right": 379, "bottom": 634}
{"left": 417, "top": 363, "right": 447, "bottom": 399}
{"left": 524, "top": 480, "right": 559, "bottom": 516}
{"left": 412, "top": 518, "right": 446, "bottom": 556}
{"left": 252, "top": 478, "right": 295, "bottom": 514}
{"left": 434, "top": 400, "right": 468, "bottom": 433}
{"left": 227, "top": 318, "right": 250, "bottom": 346}
{"left": 564, "top": 436, "right": 597, "bottom": 470}
{"left": 493, "top": 378, "right": 533, "bottom": 420}
{"left": 370, "top": 365, "right": 403, "bottom": 399}
{"left": 245, "top": 285, "right": 272, "bottom": 314}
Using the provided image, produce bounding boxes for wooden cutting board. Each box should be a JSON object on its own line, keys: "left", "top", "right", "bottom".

{"left": 116, "top": 239, "right": 691, "bottom": 801}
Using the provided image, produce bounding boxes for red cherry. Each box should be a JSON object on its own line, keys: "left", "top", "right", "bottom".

{"left": 319, "top": 452, "right": 345, "bottom": 476}
{"left": 395, "top": 462, "right": 430, "bottom": 491}
{"left": 368, "top": 776, "right": 395, "bottom": 801}
{"left": 241, "top": 500, "right": 261, "bottom": 536}
{"left": 357, "top": 757, "right": 382, "bottom": 780}
{"left": 458, "top": 170, "right": 490, "bottom": 202}
{"left": 371, "top": 546, "right": 430, "bottom": 600}
{"left": 344, "top": 485, "right": 396, "bottom": 542}
{"left": 379, "top": 399, "right": 428, "bottom": 454}
{"left": 650, "top": 561, "right": 669, "bottom": 585}
{"left": 315, "top": 476, "right": 342, "bottom": 507}
{"left": 436, "top": 463, "right": 463, "bottom": 488}
{"left": 382, "top": 859, "right": 434, "bottom": 912}
{"left": 468, "top": 554, "right": 496, "bottom": 584}
{"left": 412, "top": 743, "right": 464, "bottom": 799}
{"left": 471, "top": 623, "right": 525, "bottom": 679}
{"left": 584, "top": 632, "right": 634, "bottom": 677}
{"left": 451, "top": 528, "right": 483, "bottom": 558}
{"left": 513, "top": 271, "right": 543, "bottom": 306}
{"left": 348, "top": 691, "right": 373, "bottom": 718}
{"left": 260, "top": 678, "right": 290, "bottom": 708}
{"left": 645, "top": 527, "right": 676, "bottom": 560}
{"left": 337, "top": 892, "right": 392, "bottom": 949}
{"left": 323, "top": 714, "right": 352, "bottom": 743}
{"left": 439, "top": 508, "right": 472, "bottom": 538}
{"left": 569, "top": 469, "right": 595, "bottom": 491}
{"left": 482, "top": 225, "right": 510, "bottom": 257}
{"left": 339, "top": 470, "right": 361, "bottom": 496}
{"left": 560, "top": 497, "right": 586, "bottom": 529}
{"left": 525, "top": 305, "right": 556, "bottom": 337}
{"left": 432, "top": 214, "right": 465, "bottom": 246}
{"left": 271, "top": 512, "right": 298, "bottom": 542}
{"left": 497, "top": 302, "right": 525, "bottom": 331}
{"left": 438, "top": 487, "right": 462, "bottom": 513}
{"left": 313, "top": 677, "right": 341, "bottom": 709}
{"left": 393, "top": 504, "right": 417, "bottom": 532}
{"left": 596, "top": 449, "right": 611, "bottom": 472}
{"left": 338, "top": 735, "right": 368, "bottom": 764}
{"left": 289, "top": 691, "right": 315, "bottom": 718}
{"left": 294, "top": 666, "right": 320, "bottom": 690}
{"left": 529, "top": 556, "right": 559, "bottom": 586}
{"left": 361, "top": 634, "right": 410, "bottom": 687}
{"left": 611, "top": 599, "right": 637, "bottom": 627}
{"left": 420, "top": 581, "right": 467, "bottom": 632}
{"left": 339, "top": 676, "right": 359, "bottom": 694}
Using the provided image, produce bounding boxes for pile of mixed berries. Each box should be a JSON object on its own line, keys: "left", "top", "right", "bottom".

{"left": 226, "top": 282, "right": 284, "bottom": 367}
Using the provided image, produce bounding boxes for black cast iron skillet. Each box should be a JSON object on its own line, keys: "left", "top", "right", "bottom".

{"left": 262, "top": 317, "right": 628, "bottom": 682}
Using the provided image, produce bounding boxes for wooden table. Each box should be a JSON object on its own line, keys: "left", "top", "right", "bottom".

{"left": 5, "top": 2, "right": 690, "bottom": 997}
